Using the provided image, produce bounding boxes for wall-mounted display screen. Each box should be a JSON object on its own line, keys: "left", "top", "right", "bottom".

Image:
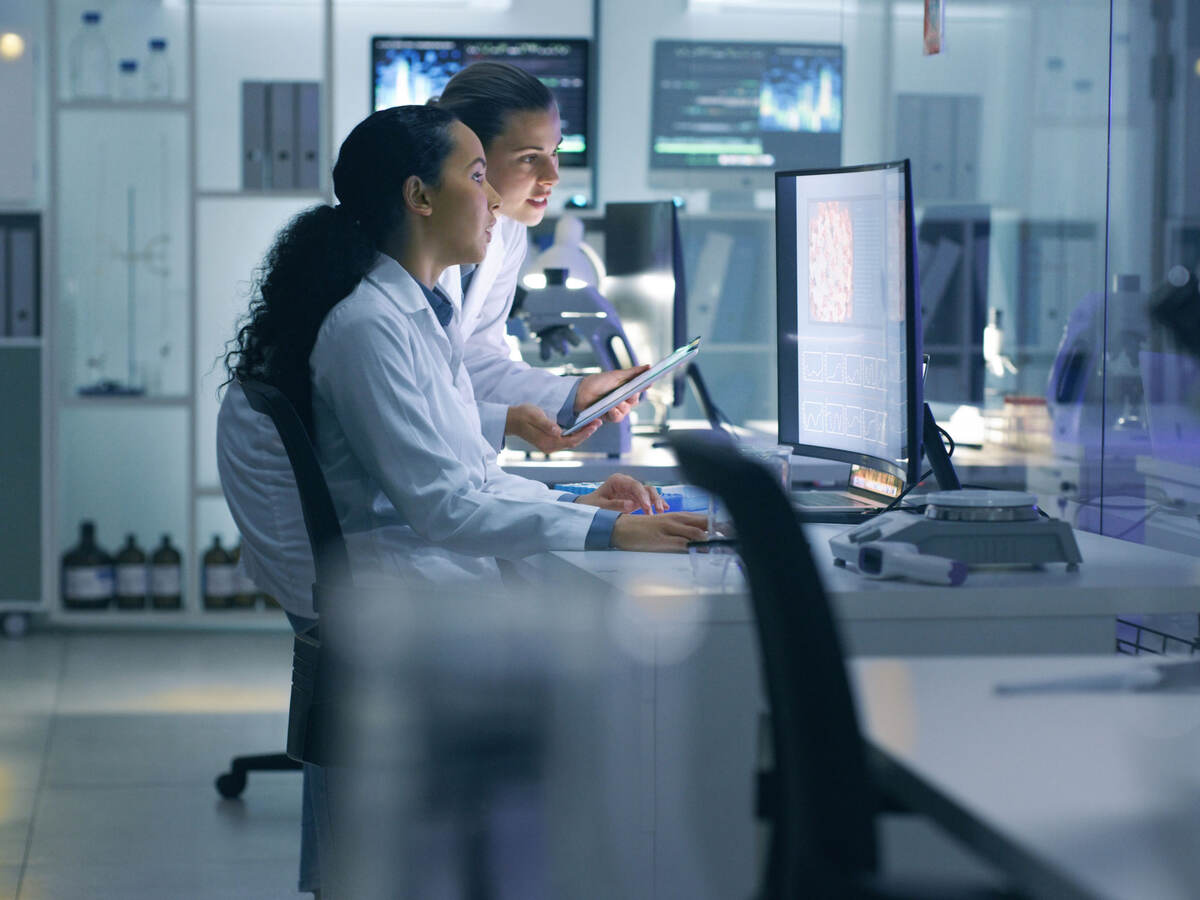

{"left": 650, "top": 39, "right": 843, "bottom": 177}
{"left": 371, "top": 36, "right": 590, "bottom": 168}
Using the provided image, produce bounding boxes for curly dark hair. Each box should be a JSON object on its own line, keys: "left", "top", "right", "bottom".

{"left": 430, "top": 61, "right": 555, "bottom": 152}
{"left": 223, "top": 104, "right": 458, "bottom": 424}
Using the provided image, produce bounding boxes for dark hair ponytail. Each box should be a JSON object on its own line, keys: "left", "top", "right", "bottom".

{"left": 432, "top": 61, "right": 555, "bottom": 151}
{"left": 223, "top": 104, "right": 458, "bottom": 424}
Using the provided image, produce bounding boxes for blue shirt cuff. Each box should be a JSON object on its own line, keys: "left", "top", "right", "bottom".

{"left": 583, "top": 508, "right": 621, "bottom": 550}
{"left": 556, "top": 378, "right": 584, "bottom": 429}
{"left": 556, "top": 493, "right": 577, "bottom": 503}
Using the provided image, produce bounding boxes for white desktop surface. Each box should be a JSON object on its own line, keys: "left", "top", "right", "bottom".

{"left": 852, "top": 655, "right": 1200, "bottom": 900}
{"left": 498, "top": 432, "right": 847, "bottom": 486}
{"left": 523, "top": 527, "right": 1200, "bottom": 654}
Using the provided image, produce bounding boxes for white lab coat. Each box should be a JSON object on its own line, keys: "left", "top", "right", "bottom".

{"left": 309, "top": 253, "right": 599, "bottom": 587}
{"left": 437, "top": 216, "right": 578, "bottom": 450}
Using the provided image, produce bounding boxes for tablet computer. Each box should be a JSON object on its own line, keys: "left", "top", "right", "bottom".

{"left": 562, "top": 337, "right": 701, "bottom": 436}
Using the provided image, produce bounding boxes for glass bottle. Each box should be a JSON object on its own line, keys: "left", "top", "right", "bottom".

{"left": 116, "top": 59, "right": 140, "bottom": 101}
{"left": 67, "top": 11, "right": 111, "bottom": 100}
{"left": 150, "top": 534, "right": 183, "bottom": 610}
{"left": 229, "top": 542, "right": 258, "bottom": 610}
{"left": 202, "top": 535, "right": 236, "bottom": 610}
{"left": 144, "top": 38, "right": 172, "bottom": 101}
{"left": 114, "top": 534, "right": 148, "bottom": 610}
{"left": 62, "top": 521, "right": 114, "bottom": 610}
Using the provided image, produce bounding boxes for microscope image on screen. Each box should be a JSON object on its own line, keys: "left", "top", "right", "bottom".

{"left": 808, "top": 200, "right": 854, "bottom": 323}
{"left": 788, "top": 174, "right": 909, "bottom": 455}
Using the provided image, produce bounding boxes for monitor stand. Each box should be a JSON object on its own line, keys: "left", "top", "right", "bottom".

{"left": 923, "top": 402, "right": 962, "bottom": 490}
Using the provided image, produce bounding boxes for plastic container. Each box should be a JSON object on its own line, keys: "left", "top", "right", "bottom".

{"left": 67, "top": 11, "right": 111, "bottom": 99}
{"left": 116, "top": 59, "right": 140, "bottom": 100}
{"left": 144, "top": 38, "right": 172, "bottom": 100}
{"left": 551, "top": 482, "right": 709, "bottom": 514}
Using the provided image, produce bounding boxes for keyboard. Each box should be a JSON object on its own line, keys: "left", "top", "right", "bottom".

{"left": 791, "top": 491, "right": 877, "bottom": 509}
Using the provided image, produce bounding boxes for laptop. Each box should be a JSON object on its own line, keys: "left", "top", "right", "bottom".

{"left": 790, "top": 463, "right": 905, "bottom": 523}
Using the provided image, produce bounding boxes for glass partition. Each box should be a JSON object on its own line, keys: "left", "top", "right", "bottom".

{"left": 598, "top": 0, "right": 1198, "bottom": 654}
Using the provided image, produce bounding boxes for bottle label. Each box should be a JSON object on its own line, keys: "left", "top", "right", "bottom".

{"left": 65, "top": 566, "right": 114, "bottom": 600}
{"left": 116, "top": 564, "right": 148, "bottom": 597}
{"left": 151, "top": 565, "right": 182, "bottom": 595}
{"left": 204, "top": 564, "right": 237, "bottom": 598}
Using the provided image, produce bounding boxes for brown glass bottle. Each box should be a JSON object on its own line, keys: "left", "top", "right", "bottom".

{"left": 229, "top": 542, "right": 257, "bottom": 610}
{"left": 114, "top": 534, "right": 148, "bottom": 610}
{"left": 202, "top": 535, "right": 236, "bottom": 610}
{"left": 150, "top": 534, "right": 183, "bottom": 610}
{"left": 62, "top": 520, "right": 114, "bottom": 610}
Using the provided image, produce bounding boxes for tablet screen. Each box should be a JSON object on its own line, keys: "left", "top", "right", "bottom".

{"left": 563, "top": 337, "right": 701, "bottom": 435}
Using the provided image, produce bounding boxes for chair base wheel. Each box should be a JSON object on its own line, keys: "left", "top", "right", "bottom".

{"left": 215, "top": 771, "right": 247, "bottom": 798}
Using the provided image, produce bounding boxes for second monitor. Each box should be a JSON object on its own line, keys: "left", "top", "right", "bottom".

{"left": 650, "top": 39, "right": 844, "bottom": 191}
{"left": 776, "top": 160, "right": 924, "bottom": 486}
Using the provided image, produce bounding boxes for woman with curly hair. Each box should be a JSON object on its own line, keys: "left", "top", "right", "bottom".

{"left": 219, "top": 103, "right": 707, "bottom": 898}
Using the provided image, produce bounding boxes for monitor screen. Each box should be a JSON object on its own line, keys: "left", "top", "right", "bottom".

{"left": 371, "top": 36, "right": 590, "bottom": 167}
{"left": 776, "top": 160, "right": 923, "bottom": 483}
{"left": 650, "top": 40, "right": 843, "bottom": 180}
{"left": 602, "top": 202, "right": 689, "bottom": 406}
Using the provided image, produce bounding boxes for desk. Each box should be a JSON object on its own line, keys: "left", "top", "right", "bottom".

{"left": 512, "top": 531, "right": 1200, "bottom": 896}
{"left": 498, "top": 433, "right": 847, "bottom": 486}
{"left": 499, "top": 433, "right": 1037, "bottom": 491}
{"left": 522, "top": 526, "right": 1200, "bottom": 655}
{"left": 853, "top": 655, "right": 1200, "bottom": 900}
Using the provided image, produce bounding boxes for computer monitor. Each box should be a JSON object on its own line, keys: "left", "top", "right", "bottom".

{"left": 371, "top": 36, "right": 590, "bottom": 169}
{"left": 776, "top": 160, "right": 923, "bottom": 483}
{"left": 602, "top": 201, "right": 689, "bottom": 407}
{"left": 649, "top": 39, "right": 843, "bottom": 192}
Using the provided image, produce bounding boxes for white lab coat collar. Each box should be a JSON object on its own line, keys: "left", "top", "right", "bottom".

{"left": 363, "top": 252, "right": 431, "bottom": 316}
{"left": 360, "top": 251, "right": 470, "bottom": 375}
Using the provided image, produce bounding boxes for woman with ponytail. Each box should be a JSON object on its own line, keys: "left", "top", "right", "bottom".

{"left": 430, "top": 61, "right": 649, "bottom": 454}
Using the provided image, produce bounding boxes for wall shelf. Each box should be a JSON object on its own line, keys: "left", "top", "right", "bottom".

{"left": 197, "top": 189, "right": 326, "bottom": 200}
{"left": 57, "top": 100, "right": 190, "bottom": 113}
{"left": 61, "top": 395, "right": 191, "bottom": 408}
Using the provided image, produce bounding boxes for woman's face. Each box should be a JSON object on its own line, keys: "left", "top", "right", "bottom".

{"left": 427, "top": 121, "right": 502, "bottom": 265}
{"left": 485, "top": 105, "right": 562, "bottom": 226}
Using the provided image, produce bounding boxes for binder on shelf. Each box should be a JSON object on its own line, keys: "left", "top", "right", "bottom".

{"left": 242, "top": 81, "right": 268, "bottom": 190}
{"left": 296, "top": 82, "right": 321, "bottom": 191}
{"left": 0, "top": 226, "right": 8, "bottom": 337}
{"left": 8, "top": 227, "right": 37, "bottom": 337}
{"left": 268, "top": 82, "right": 297, "bottom": 190}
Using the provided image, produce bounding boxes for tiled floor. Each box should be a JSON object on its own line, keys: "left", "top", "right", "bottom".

{"left": 0, "top": 629, "right": 306, "bottom": 899}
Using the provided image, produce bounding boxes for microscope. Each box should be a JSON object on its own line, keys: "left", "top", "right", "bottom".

{"left": 511, "top": 264, "right": 638, "bottom": 457}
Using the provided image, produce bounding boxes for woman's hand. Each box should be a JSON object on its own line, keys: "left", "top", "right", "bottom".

{"left": 574, "top": 474, "right": 668, "bottom": 514}
{"left": 611, "top": 512, "right": 709, "bottom": 552}
{"left": 576, "top": 365, "right": 651, "bottom": 423}
{"left": 505, "top": 403, "right": 600, "bottom": 453}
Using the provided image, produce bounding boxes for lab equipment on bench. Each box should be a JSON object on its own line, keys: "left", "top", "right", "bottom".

{"left": 829, "top": 490, "right": 1082, "bottom": 586}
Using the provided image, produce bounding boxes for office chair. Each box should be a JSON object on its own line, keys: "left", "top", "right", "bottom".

{"left": 214, "top": 378, "right": 349, "bottom": 798}
{"left": 667, "top": 433, "right": 1020, "bottom": 900}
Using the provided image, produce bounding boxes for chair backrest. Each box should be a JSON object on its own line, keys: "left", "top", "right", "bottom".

{"left": 238, "top": 378, "right": 352, "bottom": 607}
{"left": 668, "top": 433, "right": 879, "bottom": 897}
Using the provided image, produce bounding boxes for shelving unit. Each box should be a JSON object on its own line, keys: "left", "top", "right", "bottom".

{"left": 45, "top": 0, "right": 330, "bottom": 626}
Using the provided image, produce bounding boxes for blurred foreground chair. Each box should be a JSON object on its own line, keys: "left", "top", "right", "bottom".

{"left": 214, "top": 378, "right": 349, "bottom": 797}
{"left": 668, "top": 433, "right": 1022, "bottom": 900}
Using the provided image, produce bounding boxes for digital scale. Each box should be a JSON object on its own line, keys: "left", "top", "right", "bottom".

{"left": 830, "top": 490, "right": 1083, "bottom": 585}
